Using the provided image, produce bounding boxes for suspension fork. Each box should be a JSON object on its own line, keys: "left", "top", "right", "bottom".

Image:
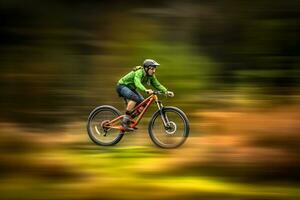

{"left": 155, "top": 100, "right": 170, "bottom": 128}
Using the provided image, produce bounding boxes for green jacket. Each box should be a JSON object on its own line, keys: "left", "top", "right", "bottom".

{"left": 117, "top": 66, "right": 167, "bottom": 93}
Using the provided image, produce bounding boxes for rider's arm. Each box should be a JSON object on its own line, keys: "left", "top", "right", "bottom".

{"left": 134, "top": 70, "right": 147, "bottom": 92}
{"left": 150, "top": 75, "right": 168, "bottom": 93}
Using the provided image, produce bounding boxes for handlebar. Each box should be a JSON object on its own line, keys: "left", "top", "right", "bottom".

{"left": 146, "top": 90, "right": 162, "bottom": 95}
{"left": 152, "top": 90, "right": 163, "bottom": 95}
{"left": 149, "top": 90, "right": 173, "bottom": 97}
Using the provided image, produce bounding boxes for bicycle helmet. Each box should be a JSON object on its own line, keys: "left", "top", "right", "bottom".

{"left": 143, "top": 59, "right": 160, "bottom": 68}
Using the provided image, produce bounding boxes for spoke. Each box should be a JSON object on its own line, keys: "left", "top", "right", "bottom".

{"left": 151, "top": 110, "right": 187, "bottom": 148}
{"left": 89, "top": 109, "right": 121, "bottom": 144}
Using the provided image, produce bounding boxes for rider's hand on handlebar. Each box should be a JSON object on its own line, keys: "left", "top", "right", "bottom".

{"left": 165, "top": 91, "right": 174, "bottom": 97}
{"left": 145, "top": 89, "right": 154, "bottom": 95}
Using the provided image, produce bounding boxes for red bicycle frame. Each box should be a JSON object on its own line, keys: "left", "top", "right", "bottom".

{"left": 104, "top": 94, "right": 159, "bottom": 132}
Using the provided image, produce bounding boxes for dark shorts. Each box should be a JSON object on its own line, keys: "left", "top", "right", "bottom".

{"left": 116, "top": 85, "right": 144, "bottom": 104}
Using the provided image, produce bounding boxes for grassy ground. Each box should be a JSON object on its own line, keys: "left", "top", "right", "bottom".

{"left": 1, "top": 105, "right": 300, "bottom": 200}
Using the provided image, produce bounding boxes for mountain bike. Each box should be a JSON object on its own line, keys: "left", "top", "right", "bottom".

{"left": 87, "top": 91, "right": 189, "bottom": 148}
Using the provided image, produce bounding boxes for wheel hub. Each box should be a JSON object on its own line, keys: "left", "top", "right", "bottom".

{"left": 95, "top": 120, "right": 110, "bottom": 136}
{"left": 165, "top": 121, "right": 177, "bottom": 135}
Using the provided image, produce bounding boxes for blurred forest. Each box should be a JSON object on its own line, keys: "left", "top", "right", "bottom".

{"left": 0, "top": 0, "right": 300, "bottom": 199}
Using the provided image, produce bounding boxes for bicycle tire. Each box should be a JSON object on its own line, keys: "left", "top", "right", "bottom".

{"left": 148, "top": 106, "right": 189, "bottom": 148}
{"left": 87, "top": 105, "right": 124, "bottom": 146}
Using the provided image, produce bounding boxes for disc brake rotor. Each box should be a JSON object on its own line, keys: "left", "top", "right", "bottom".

{"left": 165, "top": 121, "right": 177, "bottom": 135}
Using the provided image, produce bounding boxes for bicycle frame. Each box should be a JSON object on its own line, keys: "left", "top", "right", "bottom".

{"left": 103, "top": 94, "right": 163, "bottom": 132}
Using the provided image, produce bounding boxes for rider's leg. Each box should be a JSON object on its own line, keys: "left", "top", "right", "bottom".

{"left": 116, "top": 85, "right": 146, "bottom": 131}
{"left": 126, "top": 100, "right": 136, "bottom": 112}
{"left": 124, "top": 100, "right": 136, "bottom": 122}
{"left": 135, "top": 91, "right": 145, "bottom": 112}
{"left": 120, "top": 100, "right": 136, "bottom": 131}
{"left": 122, "top": 93, "right": 145, "bottom": 131}
{"left": 116, "top": 85, "right": 140, "bottom": 131}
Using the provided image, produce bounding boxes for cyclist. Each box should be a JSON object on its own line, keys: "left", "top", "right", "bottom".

{"left": 116, "top": 59, "right": 174, "bottom": 131}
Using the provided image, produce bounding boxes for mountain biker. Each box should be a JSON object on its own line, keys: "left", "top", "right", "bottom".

{"left": 116, "top": 59, "right": 174, "bottom": 131}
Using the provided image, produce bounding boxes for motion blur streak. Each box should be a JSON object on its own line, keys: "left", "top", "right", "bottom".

{"left": 1, "top": 1, "right": 299, "bottom": 199}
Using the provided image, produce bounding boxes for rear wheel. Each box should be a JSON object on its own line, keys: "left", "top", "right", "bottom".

{"left": 87, "top": 105, "right": 124, "bottom": 146}
{"left": 148, "top": 107, "right": 189, "bottom": 148}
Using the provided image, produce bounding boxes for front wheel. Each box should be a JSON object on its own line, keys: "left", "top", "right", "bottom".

{"left": 87, "top": 105, "right": 124, "bottom": 146}
{"left": 148, "top": 106, "right": 189, "bottom": 148}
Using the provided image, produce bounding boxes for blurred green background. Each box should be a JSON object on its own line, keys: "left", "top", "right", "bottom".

{"left": 1, "top": 0, "right": 300, "bottom": 199}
